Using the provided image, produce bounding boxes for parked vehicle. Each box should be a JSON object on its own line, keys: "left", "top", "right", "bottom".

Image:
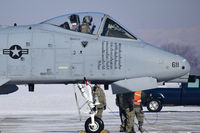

{"left": 143, "top": 76, "right": 200, "bottom": 112}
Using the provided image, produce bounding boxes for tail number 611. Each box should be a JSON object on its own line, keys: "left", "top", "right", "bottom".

{"left": 172, "top": 62, "right": 179, "bottom": 68}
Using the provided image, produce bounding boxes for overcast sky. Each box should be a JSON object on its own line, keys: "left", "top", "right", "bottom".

{"left": 0, "top": 0, "right": 200, "bottom": 31}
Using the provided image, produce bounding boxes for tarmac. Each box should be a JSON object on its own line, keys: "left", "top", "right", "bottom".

{"left": 0, "top": 106, "right": 200, "bottom": 133}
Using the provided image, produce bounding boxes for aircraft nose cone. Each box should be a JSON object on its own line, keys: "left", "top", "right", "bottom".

{"left": 181, "top": 58, "right": 191, "bottom": 74}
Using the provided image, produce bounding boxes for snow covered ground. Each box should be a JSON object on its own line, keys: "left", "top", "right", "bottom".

{"left": 0, "top": 85, "right": 200, "bottom": 133}
{"left": 0, "top": 107, "right": 200, "bottom": 133}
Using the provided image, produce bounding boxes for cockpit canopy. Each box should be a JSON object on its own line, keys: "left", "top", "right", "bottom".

{"left": 41, "top": 12, "right": 137, "bottom": 40}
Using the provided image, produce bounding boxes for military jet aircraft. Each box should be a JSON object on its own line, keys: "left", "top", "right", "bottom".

{"left": 0, "top": 12, "right": 191, "bottom": 132}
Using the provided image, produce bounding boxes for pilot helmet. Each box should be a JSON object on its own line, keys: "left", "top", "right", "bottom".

{"left": 83, "top": 16, "right": 93, "bottom": 25}
{"left": 68, "top": 14, "right": 80, "bottom": 31}
{"left": 69, "top": 14, "right": 80, "bottom": 24}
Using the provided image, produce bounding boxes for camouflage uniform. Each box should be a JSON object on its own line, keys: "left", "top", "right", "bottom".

{"left": 116, "top": 94, "right": 126, "bottom": 131}
{"left": 133, "top": 91, "right": 149, "bottom": 133}
{"left": 92, "top": 85, "right": 106, "bottom": 119}
{"left": 81, "top": 22, "right": 91, "bottom": 34}
{"left": 116, "top": 93, "right": 134, "bottom": 133}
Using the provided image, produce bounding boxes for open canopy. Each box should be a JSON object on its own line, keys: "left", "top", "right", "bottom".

{"left": 41, "top": 12, "right": 137, "bottom": 40}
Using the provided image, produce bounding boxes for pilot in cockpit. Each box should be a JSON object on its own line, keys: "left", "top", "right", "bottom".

{"left": 67, "top": 14, "right": 80, "bottom": 31}
{"left": 60, "top": 14, "right": 80, "bottom": 31}
{"left": 81, "top": 16, "right": 96, "bottom": 34}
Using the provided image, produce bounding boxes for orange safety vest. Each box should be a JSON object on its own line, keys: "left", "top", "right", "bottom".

{"left": 134, "top": 91, "right": 142, "bottom": 105}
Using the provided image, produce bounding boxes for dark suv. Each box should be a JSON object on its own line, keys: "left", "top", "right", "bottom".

{"left": 143, "top": 76, "right": 200, "bottom": 112}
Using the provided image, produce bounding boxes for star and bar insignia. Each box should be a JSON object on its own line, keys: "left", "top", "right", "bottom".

{"left": 3, "top": 45, "right": 29, "bottom": 59}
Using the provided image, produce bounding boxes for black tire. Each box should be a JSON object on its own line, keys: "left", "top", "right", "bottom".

{"left": 147, "top": 99, "right": 162, "bottom": 112}
{"left": 85, "top": 117, "right": 104, "bottom": 133}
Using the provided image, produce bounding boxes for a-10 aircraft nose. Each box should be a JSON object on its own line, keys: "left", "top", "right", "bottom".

{"left": 181, "top": 57, "right": 191, "bottom": 74}
{"left": 171, "top": 55, "right": 191, "bottom": 79}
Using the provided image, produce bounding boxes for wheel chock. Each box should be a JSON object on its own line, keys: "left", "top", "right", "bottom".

{"left": 101, "top": 129, "right": 110, "bottom": 133}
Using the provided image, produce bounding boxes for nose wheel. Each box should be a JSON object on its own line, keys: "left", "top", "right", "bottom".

{"left": 85, "top": 117, "right": 104, "bottom": 133}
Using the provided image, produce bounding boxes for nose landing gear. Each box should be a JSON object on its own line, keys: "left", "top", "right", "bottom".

{"left": 85, "top": 116, "right": 104, "bottom": 133}
{"left": 77, "top": 82, "right": 104, "bottom": 133}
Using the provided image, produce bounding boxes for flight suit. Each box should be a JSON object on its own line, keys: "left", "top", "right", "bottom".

{"left": 133, "top": 91, "right": 149, "bottom": 133}
{"left": 92, "top": 85, "right": 106, "bottom": 119}
{"left": 81, "top": 22, "right": 91, "bottom": 34}
{"left": 116, "top": 93, "right": 134, "bottom": 133}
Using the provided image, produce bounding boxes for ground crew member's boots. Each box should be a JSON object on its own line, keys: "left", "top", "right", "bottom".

{"left": 138, "top": 122, "right": 144, "bottom": 133}
{"left": 139, "top": 127, "right": 144, "bottom": 133}
{"left": 120, "top": 126, "right": 125, "bottom": 132}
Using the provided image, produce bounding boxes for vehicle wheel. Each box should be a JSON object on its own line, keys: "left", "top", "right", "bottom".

{"left": 147, "top": 99, "right": 162, "bottom": 112}
{"left": 85, "top": 117, "right": 104, "bottom": 133}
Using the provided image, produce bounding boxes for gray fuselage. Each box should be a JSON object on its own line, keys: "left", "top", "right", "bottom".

{"left": 0, "top": 23, "right": 190, "bottom": 85}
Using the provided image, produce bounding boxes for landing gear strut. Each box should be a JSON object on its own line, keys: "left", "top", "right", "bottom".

{"left": 77, "top": 82, "right": 104, "bottom": 133}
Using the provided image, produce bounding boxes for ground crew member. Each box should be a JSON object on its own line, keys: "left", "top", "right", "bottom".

{"left": 116, "top": 93, "right": 134, "bottom": 133}
{"left": 92, "top": 84, "right": 106, "bottom": 119}
{"left": 133, "top": 91, "right": 152, "bottom": 133}
{"left": 116, "top": 94, "right": 126, "bottom": 132}
{"left": 93, "top": 84, "right": 109, "bottom": 133}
